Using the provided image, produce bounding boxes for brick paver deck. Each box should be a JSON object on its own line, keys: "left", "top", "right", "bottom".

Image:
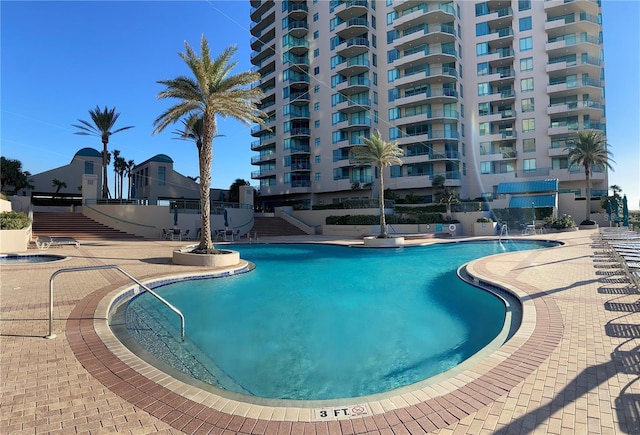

{"left": 1, "top": 230, "right": 638, "bottom": 434}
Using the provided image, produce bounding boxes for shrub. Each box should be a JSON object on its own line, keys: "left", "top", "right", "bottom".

{"left": 476, "top": 217, "right": 493, "bottom": 223}
{"left": 545, "top": 214, "right": 576, "bottom": 229}
{"left": 0, "top": 211, "right": 31, "bottom": 230}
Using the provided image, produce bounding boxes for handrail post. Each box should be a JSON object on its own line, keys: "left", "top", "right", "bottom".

{"left": 45, "top": 276, "right": 56, "bottom": 339}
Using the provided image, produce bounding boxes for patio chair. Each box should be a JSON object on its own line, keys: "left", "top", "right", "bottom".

{"left": 35, "top": 237, "right": 52, "bottom": 250}
{"left": 161, "top": 228, "right": 169, "bottom": 240}
{"left": 183, "top": 229, "right": 191, "bottom": 240}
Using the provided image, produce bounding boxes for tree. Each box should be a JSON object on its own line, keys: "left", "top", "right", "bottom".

{"left": 51, "top": 178, "right": 67, "bottom": 196}
{"left": 432, "top": 174, "right": 459, "bottom": 219}
{"left": 228, "top": 179, "right": 251, "bottom": 203}
{"left": 153, "top": 37, "right": 265, "bottom": 253}
{"left": 350, "top": 130, "right": 404, "bottom": 238}
{"left": 112, "top": 149, "right": 121, "bottom": 197}
{"left": 1, "top": 157, "right": 33, "bottom": 193}
{"left": 72, "top": 106, "right": 134, "bottom": 199}
{"left": 125, "top": 160, "right": 135, "bottom": 199}
{"left": 565, "top": 130, "right": 615, "bottom": 223}
{"left": 609, "top": 184, "right": 622, "bottom": 200}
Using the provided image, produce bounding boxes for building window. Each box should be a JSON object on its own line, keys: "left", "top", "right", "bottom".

{"left": 478, "top": 83, "right": 489, "bottom": 96}
{"left": 520, "top": 57, "right": 533, "bottom": 72}
{"left": 315, "top": 155, "right": 321, "bottom": 163}
{"left": 519, "top": 37, "right": 533, "bottom": 52}
{"left": 315, "top": 120, "right": 320, "bottom": 128}
{"left": 314, "top": 102, "right": 320, "bottom": 111}
{"left": 158, "top": 166, "right": 166, "bottom": 186}
{"left": 476, "top": 42, "right": 489, "bottom": 56}
{"left": 480, "top": 162, "right": 492, "bottom": 174}
{"left": 523, "top": 138, "right": 536, "bottom": 152}
{"left": 522, "top": 98, "right": 534, "bottom": 112}
{"left": 314, "top": 84, "right": 320, "bottom": 93}
{"left": 521, "top": 78, "right": 534, "bottom": 92}
{"left": 476, "top": 22, "right": 489, "bottom": 36}
{"left": 84, "top": 161, "right": 94, "bottom": 175}
{"left": 522, "top": 118, "right": 535, "bottom": 132}
{"left": 519, "top": 17, "right": 532, "bottom": 31}
{"left": 313, "top": 30, "right": 319, "bottom": 39}
{"left": 315, "top": 172, "right": 321, "bottom": 181}
{"left": 519, "top": 0, "right": 531, "bottom": 11}
{"left": 479, "top": 122, "right": 490, "bottom": 136}
{"left": 477, "top": 62, "right": 489, "bottom": 76}
{"left": 315, "top": 137, "right": 320, "bottom": 147}
{"left": 313, "top": 12, "right": 318, "bottom": 22}
{"left": 478, "top": 102, "right": 490, "bottom": 116}
{"left": 314, "top": 48, "right": 319, "bottom": 58}
{"left": 523, "top": 158, "right": 536, "bottom": 172}
{"left": 314, "top": 66, "right": 320, "bottom": 75}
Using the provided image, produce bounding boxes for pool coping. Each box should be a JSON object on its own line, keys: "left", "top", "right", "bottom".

{"left": 67, "top": 244, "right": 564, "bottom": 433}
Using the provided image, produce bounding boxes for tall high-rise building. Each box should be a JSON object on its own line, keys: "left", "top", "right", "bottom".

{"left": 249, "top": 0, "right": 607, "bottom": 210}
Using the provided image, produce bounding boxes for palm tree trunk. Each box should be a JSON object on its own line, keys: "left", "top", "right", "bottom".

{"left": 197, "top": 112, "right": 215, "bottom": 252}
{"left": 585, "top": 170, "right": 591, "bottom": 222}
{"left": 102, "top": 140, "right": 109, "bottom": 199}
{"left": 378, "top": 163, "right": 386, "bottom": 237}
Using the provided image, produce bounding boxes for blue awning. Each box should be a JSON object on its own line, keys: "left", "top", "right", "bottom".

{"left": 509, "top": 194, "right": 557, "bottom": 208}
{"left": 497, "top": 179, "right": 559, "bottom": 194}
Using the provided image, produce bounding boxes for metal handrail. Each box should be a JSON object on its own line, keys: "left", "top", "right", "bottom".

{"left": 47, "top": 265, "right": 185, "bottom": 341}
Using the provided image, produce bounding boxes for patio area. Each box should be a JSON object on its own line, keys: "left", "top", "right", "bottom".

{"left": 1, "top": 229, "right": 638, "bottom": 434}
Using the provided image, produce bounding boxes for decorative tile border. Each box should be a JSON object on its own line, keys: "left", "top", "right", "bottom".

{"left": 67, "top": 251, "right": 564, "bottom": 433}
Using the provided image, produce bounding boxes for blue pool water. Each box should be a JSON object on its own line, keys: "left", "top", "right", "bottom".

{"left": 0, "top": 254, "right": 65, "bottom": 264}
{"left": 125, "top": 240, "right": 555, "bottom": 400}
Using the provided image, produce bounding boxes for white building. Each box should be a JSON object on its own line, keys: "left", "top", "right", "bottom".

{"left": 249, "top": 0, "right": 607, "bottom": 213}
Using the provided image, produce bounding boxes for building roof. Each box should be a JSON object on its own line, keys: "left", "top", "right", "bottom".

{"left": 134, "top": 154, "right": 174, "bottom": 168}
{"left": 496, "top": 179, "right": 559, "bottom": 194}
{"left": 509, "top": 194, "right": 557, "bottom": 208}
{"left": 73, "top": 147, "right": 102, "bottom": 159}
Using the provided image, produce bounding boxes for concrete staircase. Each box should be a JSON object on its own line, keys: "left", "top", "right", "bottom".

{"left": 32, "top": 212, "right": 144, "bottom": 240}
{"left": 249, "top": 216, "right": 308, "bottom": 238}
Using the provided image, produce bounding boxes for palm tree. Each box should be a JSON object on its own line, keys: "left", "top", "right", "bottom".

{"left": 350, "top": 130, "right": 404, "bottom": 238}
{"left": 609, "top": 184, "right": 622, "bottom": 200}
{"left": 112, "top": 149, "right": 121, "bottom": 198}
{"left": 153, "top": 36, "right": 265, "bottom": 253}
{"left": 72, "top": 106, "right": 134, "bottom": 199}
{"left": 125, "top": 160, "right": 135, "bottom": 199}
{"left": 565, "top": 130, "right": 615, "bottom": 223}
{"left": 52, "top": 178, "right": 67, "bottom": 197}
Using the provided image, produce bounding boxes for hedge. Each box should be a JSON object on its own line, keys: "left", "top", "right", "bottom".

{"left": 0, "top": 211, "right": 31, "bottom": 230}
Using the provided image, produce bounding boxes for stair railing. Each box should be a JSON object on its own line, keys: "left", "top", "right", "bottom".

{"left": 47, "top": 265, "right": 185, "bottom": 341}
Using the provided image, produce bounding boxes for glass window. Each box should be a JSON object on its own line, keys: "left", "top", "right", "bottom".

{"left": 84, "top": 161, "right": 94, "bottom": 175}
{"left": 479, "top": 122, "right": 490, "bottom": 136}
{"left": 480, "top": 161, "right": 492, "bottom": 174}
{"left": 477, "top": 62, "right": 489, "bottom": 76}
{"left": 521, "top": 78, "right": 534, "bottom": 92}
{"left": 478, "top": 102, "right": 490, "bottom": 116}
{"left": 313, "top": 12, "right": 318, "bottom": 22}
{"left": 522, "top": 118, "right": 535, "bottom": 132}
{"left": 158, "top": 166, "right": 166, "bottom": 186}
{"left": 522, "top": 98, "right": 534, "bottom": 112}
{"left": 476, "top": 22, "right": 489, "bottom": 36}
{"left": 478, "top": 82, "right": 490, "bottom": 96}
{"left": 523, "top": 138, "right": 536, "bottom": 152}
{"left": 523, "top": 158, "right": 536, "bottom": 172}
{"left": 314, "top": 66, "right": 320, "bottom": 75}
{"left": 315, "top": 155, "right": 321, "bottom": 163}
{"left": 313, "top": 30, "right": 319, "bottom": 39}
{"left": 315, "top": 137, "right": 320, "bottom": 147}
{"left": 519, "top": 17, "right": 532, "bottom": 31}
{"left": 314, "top": 84, "right": 320, "bottom": 93}
{"left": 520, "top": 57, "right": 533, "bottom": 72}
{"left": 519, "top": 37, "right": 533, "bottom": 52}
{"left": 519, "top": 0, "right": 531, "bottom": 11}
{"left": 314, "top": 102, "right": 320, "bottom": 111}
{"left": 314, "top": 48, "right": 319, "bottom": 58}
{"left": 314, "top": 120, "right": 320, "bottom": 128}
{"left": 476, "top": 42, "right": 489, "bottom": 56}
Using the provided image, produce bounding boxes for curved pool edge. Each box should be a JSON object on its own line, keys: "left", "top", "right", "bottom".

{"left": 66, "top": 242, "right": 565, "bottom": 430}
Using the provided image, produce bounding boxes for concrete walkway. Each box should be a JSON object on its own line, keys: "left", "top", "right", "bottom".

{"left": 1, "top": 230, "right": 638, "bottom": 434}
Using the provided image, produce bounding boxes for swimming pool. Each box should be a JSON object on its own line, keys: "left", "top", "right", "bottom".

{"left": 122, "top": 240, "right": 555, "bottom": 401}
{"left": 0, "top": 254, "right": 66, "bottom": 264}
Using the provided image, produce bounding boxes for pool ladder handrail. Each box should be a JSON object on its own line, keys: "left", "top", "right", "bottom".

{"left": 498, "top": 223, "right": 509, "bottom": 242}
{"left": 46, "top": 265, "right": 185, "bottom": 341}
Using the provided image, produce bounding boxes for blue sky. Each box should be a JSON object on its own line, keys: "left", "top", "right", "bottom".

{"left": 1, "top": 0, "right": 638, "bottom": 209}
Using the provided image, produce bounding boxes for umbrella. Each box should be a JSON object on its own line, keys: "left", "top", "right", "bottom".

{"left": 623, "top": 195, "right": 629, "bottom": 227}
{"left": 531, "top": 202, "right": 536, "bottom": 226}
{"left": 223, "top": 208, "right": 229, "bottom": 228}
{"left": 613, "top": 197, "right": 620, "bottom": 224}
{"left": 173, "top": 204, "right": 178, "bottom": 227}
{"left": 606, "top": 199, "right": 612, "bottom": 226}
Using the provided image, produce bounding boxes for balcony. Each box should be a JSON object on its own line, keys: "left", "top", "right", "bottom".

{"left": 333, "top": 0, "right": 368, "bottom": 20}
{"left": 287, "top": 19, "right": 309, "bottom": 38}
{"left": 251, "top": 152, "right": 276, "bottom": 164}
{"left": 286, "top": 2, "right": 308, "bottom": 20}
{"left": 289, "top": 127, "right": 311, "bottom": 137}
{"left": 548, "top": 121, "right": 605, "bottom": 136}
{"left": 289, "top": 161, "right": 311, "bottom": 172}
{"left": 251, "top": 134, "right": 276, "bottom": 151}
{"left": 483, "top": 89, "right": 516, "bottom": 103}
{"left": 393, "top": 23, "right": 456, "bottom": 49}
{"left": 547, "top": 99, "right": 604, "bottom": 116}
{"left": 424, "top": 88, "right": 458, "bottom": 104}
{"left": 335, "top": 17, "right": 369, "bottom": 39}
{"left": 250, "top": 9, "right": 275, "bottom": 37}
{"left": 545, "top": 12, "right": 600, "bottom": 38}
{"left": 484, "top": 7, "right": 513, "bottom": 27}
{"left": 250, "top": 0, "right": 274, "bottom": 22}
{"left": 544, "top": 0, "right": 600, "bottom": 16}
{"left": 392, "top": 2, "right": 455, "bottom": 30}
{"left": 546, "top": 33, "right": 601, "bottom": 56}
{"left": 335, "top": 37, "right": 370, "bottom": 58}
{"left": 336, "top": 56, "right": 370, "bottom": 75}
{"left": 547, "top": 77, "right": 603, "bottom": 97}
{"left": 251, "top": 168, "right": 276, "bottom": 178}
